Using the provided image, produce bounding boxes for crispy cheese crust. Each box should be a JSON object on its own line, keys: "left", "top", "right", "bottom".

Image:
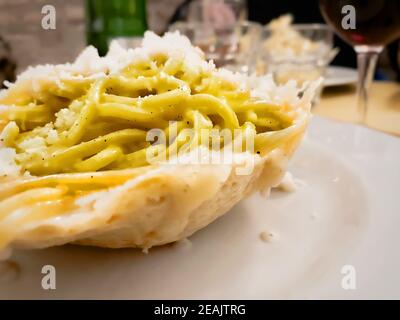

{"left": 0, "top": 31, "right": 316, "bottom": 253}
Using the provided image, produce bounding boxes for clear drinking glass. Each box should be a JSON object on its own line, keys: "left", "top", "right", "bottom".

{"left": 319, "top": 0, "right": 400, "bottom": 123}
{"left": 187, "top": 0, "right": 247, "bottom": 27}
{"left": 169, "top": 20, "right": 261, "bottom": 72}
{"left": 259, "top": 23, "right": 335, "bottom": 102}
{"left": 170, "top": 0, "right": 247, "bottom": 67}
{"left": 219, "top": 21, "right": 262, "bottom": 73}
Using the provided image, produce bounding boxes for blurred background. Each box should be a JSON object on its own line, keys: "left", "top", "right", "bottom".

{"left": 0, "top": 0, "right": 398, "bottom": 80}
{"left": 0, "top": 0, "right": 183, "bottom": 73}
{"left": 1, "top": 0, "right": 399, "bottom": 135}
{"left": 1, "top": 1, "right": 400, "bottom": 301}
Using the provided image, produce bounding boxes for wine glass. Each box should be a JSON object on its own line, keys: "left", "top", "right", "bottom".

{"left": 319, "top": 0, "right": 400, "bottom": 123}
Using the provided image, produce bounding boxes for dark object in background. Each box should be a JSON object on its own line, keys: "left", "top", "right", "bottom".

{"left": 85, "top": 0, "right": 148, "bottom": 56}
{"left": 388, "top": 41, "right": 400, "bottom": 82}
{"left": 0, "top": 36, "right": 16, "bottom": 88}
{"left": 169, "top": 0, "right": 192, "bottom": 23}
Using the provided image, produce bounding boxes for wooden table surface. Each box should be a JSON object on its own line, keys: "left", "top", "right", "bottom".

{"left": 314, "top": 81, "right": 400, "bottom": 136}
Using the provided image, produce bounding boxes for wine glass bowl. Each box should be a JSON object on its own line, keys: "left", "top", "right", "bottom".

{"left": 319, "top": 0, "right": 400, "bottom": 46}
{"left": 319, "top": 0, "right": 400, "bottom": 123}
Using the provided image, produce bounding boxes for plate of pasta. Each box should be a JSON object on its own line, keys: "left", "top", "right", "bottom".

{"left": 1, "top": 31, "right": 399, "bottom": 299}
{"left": 0, "top": 31, "right": 315, "bottom": 254}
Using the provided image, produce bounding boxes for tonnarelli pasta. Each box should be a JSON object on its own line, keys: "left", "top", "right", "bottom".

{"left": 0, "top": 31, "right": 316, "bottom": 253}
{"left": 0, "top": 53, "right": 293, "bottom": 178}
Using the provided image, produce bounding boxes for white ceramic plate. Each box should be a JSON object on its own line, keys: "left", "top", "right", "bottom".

{"left": 324, "top": 66, "right": 358, "bottom": 87}
{"left": 1, "top": 116, "right": 400, "bottom": 299}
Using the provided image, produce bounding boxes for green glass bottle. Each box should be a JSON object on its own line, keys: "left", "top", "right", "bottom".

{"left": 85, "top": 0, "right": 148, "bottom": 56}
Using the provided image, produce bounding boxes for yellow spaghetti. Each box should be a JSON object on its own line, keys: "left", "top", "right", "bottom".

{"left": 0, "top": 31, "right": 312, "bottom": 250}
{"left": 0, "top": 53, "right": 293, "bottom": 177}
{"left": 0, "top": 37, "right": 303, "bottom": 250}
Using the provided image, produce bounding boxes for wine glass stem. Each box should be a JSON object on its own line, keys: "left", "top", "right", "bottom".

{"left": 354, "top": 45, "right": 383, "bottom": 124}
